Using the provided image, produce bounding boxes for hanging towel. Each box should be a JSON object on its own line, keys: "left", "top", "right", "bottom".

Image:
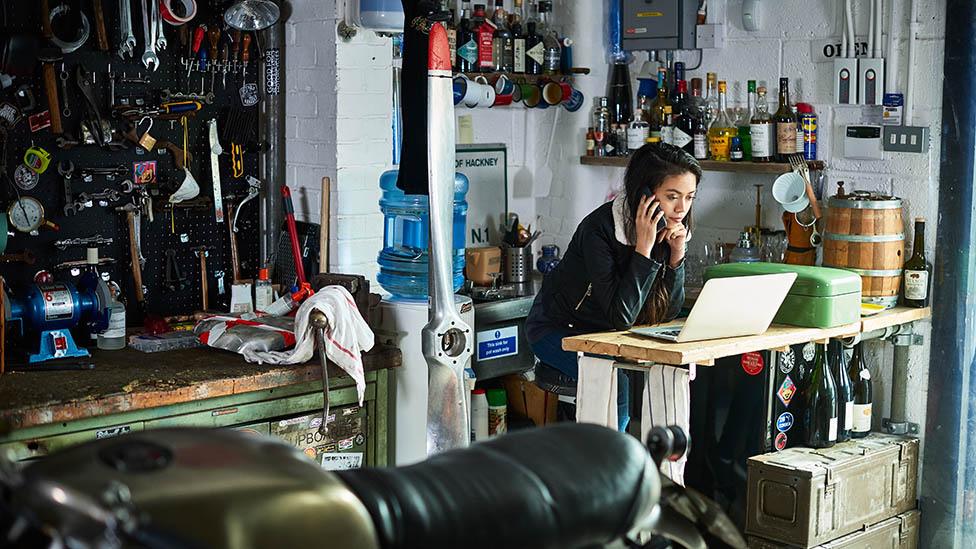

{"left": 640, "top": 364, "right": 691, "bottom": 486}
{"left": 576, "top": 354, "right": 618, "bottom": 428}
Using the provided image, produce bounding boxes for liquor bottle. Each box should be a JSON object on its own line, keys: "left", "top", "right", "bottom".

{"left": 472, "top": 4, "right": 495, "bottom": 73}
{"left": 649, "top": 68, "right": 671, "bottom": 140}
{"left": 524, "top": 21, "right": 543, "bottom": 75}
{"left": 585, "top": 126, "right": 596, "bottom": 156}
{"left": 774, "top": 77, "right": 798, "bottom": 161}
{"left": 593, "top": 97, "right": 611, "bottom": 157}
{"left": 707, "top": 81, "right": 736, "bottom": 161}
{"left": 750, "top": 86, "right": 774, "bottom": 163}
{"left": 689, "top": 77, "right": 705, "bottom": 115}
{"left": 704, "top": 72, "right": 719, "bottom": 127}
{"left": 804, "top": 343, "right": 839, "bottom": 448}
{"left": 510, "top": 0, "right": 525, "bottom": 73}
{"left": 692, "top": 108, "right": 708, "bottom": 160}
{"left": 627, "top": 108, "right": 649, "bottom": 153}
{"left": 538, "top": 1, "right": 561, "bottom": 75}
{"left": 903, "top": 217, "right": 932, "bottom": 307}
{"left": 848, "top": 343, "right": 873, "bottom": 439}
{"left": 673, "top": 80, "right": 695, "bottom": 154}
{"left": 447, "top": 9, "right": 458, "bottom": 70}
{"left": 829, "top": 340, "right": 853, "bottom": 442}
{"left": 729, "top": 136, "right": 743, "bottom": 161}
{"left": 456, "top": 9, "right": 476, "bottom": 72}
{"left": 737, "top": 80, "right": 755, "bottom": 161}
{"left": 661, "top": 105, "right": 674, "bottom": 145}
{"left": 491, "top": 0, "right": 513, "bottom": 72}
{"left": 670, "top": 61, "right": 686, "bottom": 104}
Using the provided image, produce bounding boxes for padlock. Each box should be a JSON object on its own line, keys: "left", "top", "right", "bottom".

{"left": 136, "top": 117, "right": 156, "bottom": 150}
{"left": 23, "top": 146, "right": 51, "bottom": 174}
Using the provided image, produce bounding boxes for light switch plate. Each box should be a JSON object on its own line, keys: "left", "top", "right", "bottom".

{"left": 883, "top": 126, "right": 930, "bottom": 153}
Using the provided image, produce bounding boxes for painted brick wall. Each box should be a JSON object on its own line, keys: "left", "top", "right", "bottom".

{"left": 287, "top": 0, "right": 392, "bottom": 284}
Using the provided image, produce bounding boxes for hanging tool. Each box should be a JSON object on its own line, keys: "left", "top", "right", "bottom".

{"left": 226, "top": 202, "right": 243, "bottom": 282}
{"left": 118, "top": 0, "right": 136, "bottom": 58}
{"left": 0, "top": 250, "right": 37, "bottom": 264}
{"left": 208, "top": 27, "right": 221, "bottom": 94}
{"left": 319, "top": 177, "right": 331, "bottom": 274}
{"left": 188, "top": 25, "right": 206, "bottom": 78}
{"left": 93, "top": 0, "right": 109, "bottom": 51}
{"left": 194, "top": 247, "right": 210, "bottom": 310}
{"left": 164, "top": 249, "right": 188, "bottom": 292}
{"left": 208, "top": 119, "right": 225, "bottom": 223}
{"left": 281, "top": 185, "right": 313, "bottom": 303}
{"left": 221, "top": 42, "right": 230, "bottom": 89}
{"left": 116, "top": 202, "right": 147, "bottom": 308}
{"left": 141, "top": 0, "right": 160, "bottom": 70}
{"left": 59, "top": 160, "right": 78, "bottom": 216}
{"left": 76, "top": 66, "right": 111, "bottom": 146}
{"left": 37, "top": 49, "right": 63, "bottom": 135}
{"left": 58, "top": 63, "right": 71, "bottom": 119}
{"left": 310, "top": 309, "right": 332, "bottom": 435}
{"left": 231, "top": 29, "right": 241, "bottom": 74}
{"left": 241, "top": 33, "right": 251, "bottom": 83}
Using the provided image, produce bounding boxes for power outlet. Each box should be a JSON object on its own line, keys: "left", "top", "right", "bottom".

{"left": 883, "top": 126, "right": 930, "bottom": 153}
{"left": 696, "top": 24, "right": 725, "bottom": 49}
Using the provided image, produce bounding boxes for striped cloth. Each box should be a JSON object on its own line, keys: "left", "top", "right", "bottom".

{"left": 577, "top": 355, "right": 690, "bottom": 486}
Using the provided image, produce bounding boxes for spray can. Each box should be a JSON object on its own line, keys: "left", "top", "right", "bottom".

{"left": 797, "top": 103, "right": 818, "bottom": 161}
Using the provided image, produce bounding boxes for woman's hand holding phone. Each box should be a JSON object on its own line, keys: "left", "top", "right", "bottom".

{"left": 635, "top": 194, "right": 664, "bottom": 259}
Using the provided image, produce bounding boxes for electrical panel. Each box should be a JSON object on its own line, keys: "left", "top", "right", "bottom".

{"left": 621, "top": 0, "right": 698, "bottom": 51}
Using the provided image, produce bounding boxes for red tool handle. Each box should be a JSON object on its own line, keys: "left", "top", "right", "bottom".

{"left": 281, "top": 185, "right": 307, "bottom": 287}
{"left": 191, "top": 25, "right": 207, "bottom": 54}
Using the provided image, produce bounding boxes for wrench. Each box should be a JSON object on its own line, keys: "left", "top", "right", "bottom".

{"left": 119, "top": 0, "right": 136, "bottom": 58}
{"left": 154, "top": 0, "right": 167, "bottom": 51}
{"left": 58, "top": 64, "right": 71, "bottom": 118}
{"left": 140, "top": 0, "right": 159, "bottom": 71}
{"left": 58, "top": 160, "right": 77, "bottom": 216}
{"left": 120, "top": 179, "right": 135, "bottom": 193}
{"left": 160, "top": 88, "right": 214, "bottom": 104}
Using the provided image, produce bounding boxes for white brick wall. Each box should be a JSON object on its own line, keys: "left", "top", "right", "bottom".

{"left": 287, "top": 0, "right": 392, "bottom": 286}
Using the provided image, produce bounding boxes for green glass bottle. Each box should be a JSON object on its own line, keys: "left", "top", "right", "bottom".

{"left": 803, "top": 343, "right": 838, "bottom": 448}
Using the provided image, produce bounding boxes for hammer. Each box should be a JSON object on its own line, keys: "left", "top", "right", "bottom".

{"left": 194, "top": 246, "right": 210, "bottom": 310}
{"left": 37, "top": 48, "right": 63, "bottom": 135}
{"left": 115, "top": 203, "right": 145, "bottom": 307}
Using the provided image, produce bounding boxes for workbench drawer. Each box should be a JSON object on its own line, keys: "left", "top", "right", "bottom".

{"left": 141, "top": 383, "right": 369, "bottom": 430}
{"left": 0, "top": 422, "right": 145, "bottom": 461}
{"left": 272, "top": 405, "right": 368, "bottom": 470}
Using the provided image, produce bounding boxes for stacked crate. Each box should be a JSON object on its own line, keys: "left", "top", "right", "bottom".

{"left": 745, "top": 433, "right": 919, "bottom": 548}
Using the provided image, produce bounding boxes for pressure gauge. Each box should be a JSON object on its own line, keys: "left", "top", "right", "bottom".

{"left": 7, "top": 197, "right": 45, "bottom": 233}
{"left": 13, "top": 164, "right": 39, "bottom": 190}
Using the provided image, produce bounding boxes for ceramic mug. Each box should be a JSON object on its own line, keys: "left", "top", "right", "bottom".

{"left": 562, "top": 87, "right": 585, "bottom": 112}
{"left": 462, "top": 76, "right": 493, "bottom": 108}
{"left": 542, "top": 80, "right": 571, "bottom": 105}
{"left": 493, "top": 92, "right": 514, "bottom": 107}
{"left": 453, "top": 76, "right": 468, "bottom": 106}
{"left": 521, "top": 81, "right": 542, "bottom": 107}
{"left": 494, "top": 74, "right": 516, "bottom": 95}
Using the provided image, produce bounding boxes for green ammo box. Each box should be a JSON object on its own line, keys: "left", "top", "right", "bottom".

{"left": 703, "top": 263, "right": 862, "bottom": 328}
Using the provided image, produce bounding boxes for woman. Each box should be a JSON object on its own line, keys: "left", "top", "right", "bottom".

{"left": 526, "top": 143, "right": 702, "bottom": 431}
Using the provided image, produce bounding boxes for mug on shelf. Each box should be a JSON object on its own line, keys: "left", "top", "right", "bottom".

{"left": 493, "top": 91, "right": 514, "bottom": 107}
{"left": 520, "top": 80, "right": 542, "bottom": 107}
{"left": 543, "top": 80, "right": 572, "bottom": 105}
{"left": 494, "top": 74, "right": 516, "bottom": 96}
{"left": 562, "top": 86, "right": 585, "bottom": 112}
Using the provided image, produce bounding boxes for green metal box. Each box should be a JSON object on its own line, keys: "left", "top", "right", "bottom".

{"left": 703, "top": 263, "right": 862, "bottom": 328}
{"left": 747, "top": 509, "right": 919, "bottom": 549}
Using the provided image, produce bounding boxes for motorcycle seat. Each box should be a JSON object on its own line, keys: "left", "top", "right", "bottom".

{"left": 337, "top": 422, "right": 660, "bottom": 549}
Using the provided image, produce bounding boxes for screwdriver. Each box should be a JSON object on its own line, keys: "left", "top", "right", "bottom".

{"left": 231, "top": 30, "right": 241, "bottom": 74}
{"left": 241, "top": 33, "right": 252, "bottom": 84}
{"left": 221, "top": 43, "right": 230, "bottom": 89}
{"left": 208, "top": 27, "right": 221, "bottom": 93}
{"left": 189, "top": 25, "right": 206, "bottom": 78}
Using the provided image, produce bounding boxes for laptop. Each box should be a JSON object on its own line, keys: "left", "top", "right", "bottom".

{"left": 629, "top": 273, "right": 798, "bottom": 343}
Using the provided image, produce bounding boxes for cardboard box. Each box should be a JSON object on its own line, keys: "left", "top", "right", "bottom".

{"left": 746, "top": 434, "right": 918, "bottom": 547}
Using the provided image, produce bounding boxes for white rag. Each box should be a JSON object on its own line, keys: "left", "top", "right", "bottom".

{"left": 576, "top": 354, "right": 691, "bottom": 486}
{"left": 244, "top": 286, "right": 374, "bottom": 405}
{"left": 640, "top": 364, "right": 691, "bottom": 486}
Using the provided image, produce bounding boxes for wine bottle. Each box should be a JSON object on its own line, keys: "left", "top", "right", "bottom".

{"left": 774, "top": 77, "right": 797, "bottom": 161}
{"left": 750, "top": 86, "right": 774, "bottom": 162}
{"left": 804, "top": 343, "right": 838, "bottom": 448}
{"left": 848, "top": 343, "right": 873, "bottom": 438}
{"left": 903, "top": 217, "right": 932, "bottom": 307}
{"left": 829, "top": 340, "right": 854, "bottom": 442}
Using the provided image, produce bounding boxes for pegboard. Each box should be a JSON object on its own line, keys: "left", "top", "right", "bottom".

{"left": 0, "top": 0, "right": 265, "bottom": 320}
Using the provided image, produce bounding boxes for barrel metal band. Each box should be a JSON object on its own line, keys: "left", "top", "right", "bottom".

{"left": 824, "top": 232, "right": 904, "bottom": 242}
{"left": 826, "top": 198, "right": 904, "bottom": 209}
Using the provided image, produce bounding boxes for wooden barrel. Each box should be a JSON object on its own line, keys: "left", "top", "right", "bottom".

{"left": 823, "top": 195, "right": 904, "bottom": 307}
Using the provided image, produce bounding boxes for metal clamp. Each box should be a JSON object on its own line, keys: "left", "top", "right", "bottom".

{"left": 50, "top": 4, "right": 92, "bottom": 53}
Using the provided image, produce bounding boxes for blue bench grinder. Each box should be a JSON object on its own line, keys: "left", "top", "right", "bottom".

{"left": 3, "top": 270, "right": 112, "bottom": 363}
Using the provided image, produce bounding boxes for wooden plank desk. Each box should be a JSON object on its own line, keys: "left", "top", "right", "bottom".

{"left": 563, "top": 307, "right": 930, "bottom": 367}
{"left": 562, "top": 307, "right": 931, "bottom": 432}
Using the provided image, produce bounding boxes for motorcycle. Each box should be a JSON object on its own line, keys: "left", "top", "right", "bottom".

{"left": 0, "top": 422, "right": 745, "bottom": 548}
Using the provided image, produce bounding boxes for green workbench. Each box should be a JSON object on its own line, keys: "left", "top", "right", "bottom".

{"left": 0, "top": 344, "right": 400, "bottom": 467}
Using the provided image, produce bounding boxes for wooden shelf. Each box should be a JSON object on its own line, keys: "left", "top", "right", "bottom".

{"left": 580, "top": 155, "right": 826, "bottom": 174}
{"left": 459, "top": 69, "right": 588, "bottom": 83}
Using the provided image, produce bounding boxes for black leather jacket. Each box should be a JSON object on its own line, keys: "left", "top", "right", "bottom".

{"left": 526, "top": 201, "right": 685, "bottom": 342}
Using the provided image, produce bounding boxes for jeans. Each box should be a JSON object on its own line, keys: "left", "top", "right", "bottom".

{"left": 529, "top": 330, "right": 630, "bottom": 432}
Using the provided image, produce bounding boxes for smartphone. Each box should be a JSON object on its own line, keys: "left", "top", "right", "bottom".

{"left": 641, "top": 187, "right": 668, "bottom": 231}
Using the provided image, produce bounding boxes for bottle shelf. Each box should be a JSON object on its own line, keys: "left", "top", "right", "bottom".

{"left": 579, "top": 155, "right": 826, "bottom": 174}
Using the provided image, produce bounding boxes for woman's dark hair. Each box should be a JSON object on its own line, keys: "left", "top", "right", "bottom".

{"left": 621, "top": 143, "right": 703, "bottom": 325}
